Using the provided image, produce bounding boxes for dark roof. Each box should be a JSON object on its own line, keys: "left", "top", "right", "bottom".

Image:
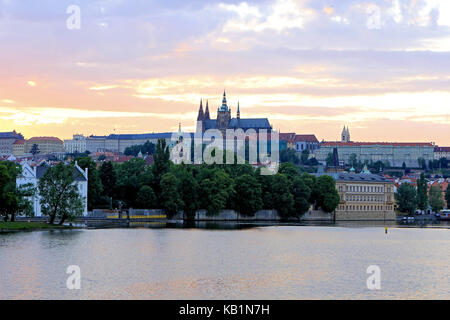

{"left": 435, "top": 146, "right": 450, "bottom": 152}
{"left": 0, "top": 131, "right": 24, "bottom": 140}
{"left": 36, "top": 164, "right": 87, "bottom": 182}
{"left": 203, "top": 118, "right": 271, "bottom": 130}
{"left": 316, "top": 172, "right": 392, "bottom": 183}
{"left": 229, "top": 118, "right": 272, "bottom": 129}
{"left": 89, "top": 133, "right": 173, "bottom": 140}
{"left": 322, "top": 141, "right": 433, "bottom": 147}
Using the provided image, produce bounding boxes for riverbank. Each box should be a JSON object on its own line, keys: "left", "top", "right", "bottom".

{"left": 0, "top": 222, "right": 75, "bottom": 232}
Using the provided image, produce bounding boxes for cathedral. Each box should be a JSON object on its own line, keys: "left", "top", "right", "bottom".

{"left": 196, "top": 91, "right": 272, "bottom": 134}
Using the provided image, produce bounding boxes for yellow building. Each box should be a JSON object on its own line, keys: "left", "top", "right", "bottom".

{"left": 319, "top": 171, "right": 396, "bottom": 221}
{"left": 25, "top": 137, "right": 64, "bottom": 155}
{"left": 12, "top": 139, "right": 25, "bottom": 156}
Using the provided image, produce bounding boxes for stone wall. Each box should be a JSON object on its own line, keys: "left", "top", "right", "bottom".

{"left": 335, "top": 210, "right": 396, "bottom": 221}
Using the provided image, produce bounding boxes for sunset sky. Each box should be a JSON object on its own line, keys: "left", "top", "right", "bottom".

{"left": 0, "top": 0, "right": 449, "bottom": 145}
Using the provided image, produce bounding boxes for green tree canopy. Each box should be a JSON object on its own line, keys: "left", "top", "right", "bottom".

{"left": 429, "top": 186, "right": 444, "bottom": 213}
{"left": 39, "top": 163, "right": 85, "bottom": 224}
{"left": 160, "top": 172, "right": 183, "bottom": 217}
{"left": 75, "top": 157, "right": 103, "bottom": 210}
{"left": 315, "top": 175, "right": 340, "bottom": 213}
{"left": 417, "top": 173, "right": 428, "bottom": 211}
{"left": 233, "top": 174, "right": 263, "bottom": 217}
{"left": 395, "top": 183, "right": 417, "bottom": 215}
{"left": 136, "top": 185, "right": 157, "bottom": 209}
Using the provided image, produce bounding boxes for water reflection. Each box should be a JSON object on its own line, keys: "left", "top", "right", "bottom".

{"left": 0, "top": 226, "right": 449, "bottom": 299}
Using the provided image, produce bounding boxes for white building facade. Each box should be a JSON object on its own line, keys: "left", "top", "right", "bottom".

{"left": 64, "top": 134, "right": 87, "bottom": 154}
{"left": 16, "top": 162, "right": 88, "bottom": 217}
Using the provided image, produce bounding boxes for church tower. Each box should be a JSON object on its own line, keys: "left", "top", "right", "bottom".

{"left": 341, "top": 126, "right": 350, "bottom": 142}
{"left": 217, "top": 91, "right": 231, "bottom": 134}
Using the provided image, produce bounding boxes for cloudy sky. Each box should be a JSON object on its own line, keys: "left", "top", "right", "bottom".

{"left": 0, "top": 0, "right": 449, "bottom": 144}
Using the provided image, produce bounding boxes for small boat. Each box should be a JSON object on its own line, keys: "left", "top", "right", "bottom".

{"left": 438, "top": 210, "right": 450, "bottom": 221}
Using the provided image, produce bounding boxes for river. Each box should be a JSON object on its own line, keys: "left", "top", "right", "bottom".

{"left": 0, "top": 224, "right": 449, "bottom": 299}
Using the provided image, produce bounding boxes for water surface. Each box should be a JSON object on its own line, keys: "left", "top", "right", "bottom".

{"left": 0, "top": 225, "right": 449, "bottom": 299}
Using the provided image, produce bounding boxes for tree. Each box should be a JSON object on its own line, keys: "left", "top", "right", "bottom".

{"left": 271, "top": 174, "right": 295, "bottom": 218}
{"left": 39, "top": 163, "right": 85, "bottom": 225}
{"left": 233, "top": 174, "right": 263, "bottom": 216}
{"left": 395, "top": 183, "right": 417, "bottom": 215}
{"left": 348, "top": 153, "right": 358, "bottom": 168}
{"left": 402, "top": 162, "right": 407, "bottom": 171}
{"left": 439, "top": 157, "right": 448, "bottom": 169}
{"left": 315, "top": 175, "right": 340, "bottom": 213}
{"left": 160, "top": 173, "right": 183, "bottom": 217}
{"left": 115, "top": 158, "right": 151, "bottom": 208}
{"left": 326, "top": 153, "right": 334, "bottom": 166}
{"left": 199, "top": 169, "right": 233, "bottom": 216}
{"left": 292, "top": 176, "right": 311, "bottom": 217}
{"left": 280, "top": 149, "right": 300, "bottom": 165}
{"left": 445, "top": 185, "right": 450, "bottom": 209}
{"left": 30, "top": 144, "right": 40, "bottom": 155}
{"left": 416, "top": 173, "right": 428, "bottom": 212}
{"left": 75, "top": 157, "right": 103, "bottom": 210}
{"left": 99, "top": 161, "right": 117, "bottom": 202}
{"left": 0, "top": 164, "right": 11, "bottom": 221}
{"left": 136, "top": 185, "right": 157, "bottom": 209}
{"left": 173, "top": 167, "right": 200, "bottom": 219}
{"left": 124, "top": 141, "right": 156, "bottom": 157}
{"left": 300, "top": 149, "right": 310, "bottom": 165}
{"left": 429, "top": 186, "right": 444, "bottom": 213}
{"left": 152, "top": 139, "right": 171, "bottom": 198}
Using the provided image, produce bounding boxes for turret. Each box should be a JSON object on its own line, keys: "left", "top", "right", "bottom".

{"left": 237, "top": 101, "right": 240, "bottom": 119}
{"left": 205, "top": 100, "right": 210, "bottom": 120}
{"left": 197, "top": 99, "right": 204, "bottom": 121}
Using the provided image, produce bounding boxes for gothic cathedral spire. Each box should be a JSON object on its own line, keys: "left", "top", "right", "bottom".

{"left": 197, "top": 99, "right": 204, "bottom": 121}
{"left": 205, "top": 100, "right": 210, "bottom": 120}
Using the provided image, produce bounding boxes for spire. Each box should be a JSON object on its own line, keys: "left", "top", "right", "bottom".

{"left": 220, "top": 90, "right": 228, "bottom": 111}
{"left": 237, "top": 101, "right": 240, "bottom": 119}
{"left": 197, "top": 99, "right": 204, "bottom": 121}
{"left": 205, "top": 100, "right": 210, "bottom": 120}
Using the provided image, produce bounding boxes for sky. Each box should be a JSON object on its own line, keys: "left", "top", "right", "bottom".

{"left": 0, "top": 0, "right": 449, "bottom": 145}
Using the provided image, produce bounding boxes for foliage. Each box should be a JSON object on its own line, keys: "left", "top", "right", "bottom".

{"left": 445, "top": 185, "right": 450, "bottom": 209}
{"left": 75, "top": 157, "right": 103, "bottom": 210}
{"left": 233, "top": 174, "right": 263, "bottom": 216}
{"left": 30, "top": 144, "right": 40, "bottom": 155}
{"left": 160, "top": 173, "right": 183, "bottom": 217}
{"left": 124, "top": 141, "right": 156, "bottom": 157}
{"left": 136, "top": 185, "right": 157, "bottom": 209}
{"left": 38, "top": 163, "right": 85, "bottom": 224}
{"left": 315, "top": 175, "right": 340, "bottom": 213}
{"left": 280, "top": 148, "right": 300, "bottom": 165}
{"left": 416, "top": 173, "right": 428, "bottom": 211}
{"left": 395, "top": 183, "right": 417, "bottom": 215}
{"left": 429, "top": 186, "right": 444, "bottom": 213}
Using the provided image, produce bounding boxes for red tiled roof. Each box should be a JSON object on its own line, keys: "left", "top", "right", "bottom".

{"left": 28, "top": 137, "right": 63, "bottom": 143}
{"left": 322, "top": 141, "right": 434, "bottom": 147}
{"left": 13, "top": 140, "right": 25, "bottom": 145}
{"left": 295, "top": 134, "right": 319, "bottom": 143}
{"left": 279, "top": 133, "right": 296, "bottom": 142}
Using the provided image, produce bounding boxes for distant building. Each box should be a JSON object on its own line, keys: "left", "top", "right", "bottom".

{"left": 86, "top": 133, "right": 173, "bottom": 153}
{"left": 16, "top": 162, "right": 88, "bottom": 217}
{"left": 279, "top": 133, "right": 319, "bottom": 153}
{"left": 64, "top": 134, "right": 87, "bottom": 154}
{"left": 0, "top": 131, "right": 24, "bottom": 155}
{"left": 317, "top": 171, "right": 396, "bottom": 221}
{"left": 434, "top": 146, "right": 450, "bottom": 160}
{"left": 12, "top": 140, "right": 25, "bottom": 156}
{"left": 25, "top": 137, "right": 64, "bottom": 155}
{"left": 314, "top": 127, "right": 434, "bottom": 168}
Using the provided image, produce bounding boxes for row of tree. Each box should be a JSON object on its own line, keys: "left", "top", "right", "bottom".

{"left": 395, "top": 173, "right": 450, "bottom": 215}
{"left": 80, "top": 139, "right": 340, "bottom": 219}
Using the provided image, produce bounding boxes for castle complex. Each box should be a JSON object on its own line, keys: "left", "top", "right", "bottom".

{"left": 196, "top": 91, "right": 272, "bottom": 135}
